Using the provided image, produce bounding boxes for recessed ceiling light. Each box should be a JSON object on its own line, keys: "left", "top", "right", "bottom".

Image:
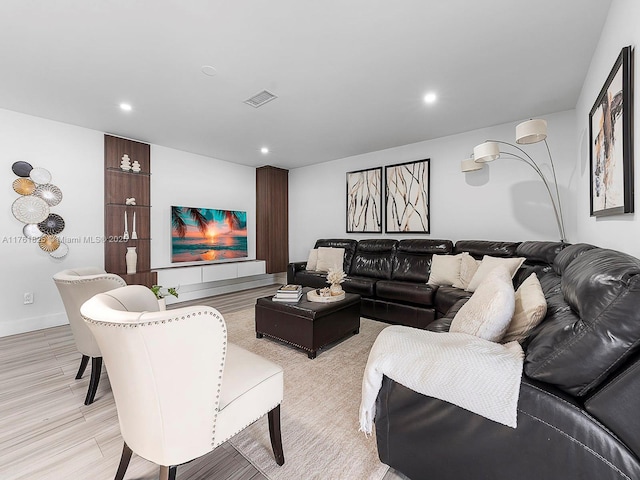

{"left": 261, "top": 147, "right": 269, "bottom": 154}
{"left": 201, "top": 65, "right": 217, "bottom": 76}
{"left": 119, "top": 103, "right": 132, "bottom": 112}
{"left": 423, "top": 92, "right": 437, "bottom": 104}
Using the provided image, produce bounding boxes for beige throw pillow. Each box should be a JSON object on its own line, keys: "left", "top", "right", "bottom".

{"left": 427, "top": 254, "right": 462, "bottom": 286}
{"left": 316, "top": 247, "right": 345, "bottom": 273}
{"left": 306, "top": 249, "right": 319, "bottom": 270}
{"left": 452, "top": 252, "right": 480, "bottom": 289}
{"left": 502, "top": 273, "right": 547, "bottom": 343}
{"left": 465, "top": 255, "right": 525, "bottom": 292}
{"left": 450, "top": 266, "right": 516, "bottom": 342}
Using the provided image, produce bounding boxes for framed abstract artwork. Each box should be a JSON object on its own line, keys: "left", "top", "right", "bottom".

{"left": 385, "top": 159, "right": 430, "bottom": 233}
{"left": 589, "top": 45, "right": 634, "bottom": 217}
{"left": 346, "top": 167, "right": 382, "bottom": 233}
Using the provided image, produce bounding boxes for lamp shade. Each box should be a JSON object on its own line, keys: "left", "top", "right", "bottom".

{"left": 516, "top": 119, "right": 547, "bottom": 144}
{"left": 461, "top": 157, "right": 484, "bottom": 172}
{"left": 473, "top": 142, "right": 500, "bottom": 162}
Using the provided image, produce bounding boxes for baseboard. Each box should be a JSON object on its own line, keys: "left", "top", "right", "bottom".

{"left": 0, "top": 312, "right": 68, "bottom": 338}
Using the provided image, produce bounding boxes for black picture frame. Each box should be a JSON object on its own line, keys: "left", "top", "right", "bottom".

{"left": 589, "top": 45, "right": 634, "bottom": 217}
{"left": 346, "top": 167, "right": 382, "bottom": 233}
{"left": 385, "top": 159, "right": 430, "bottom": 233}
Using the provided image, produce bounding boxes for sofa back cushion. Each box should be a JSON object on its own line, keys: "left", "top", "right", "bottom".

{"left": 314, "top": 239, "right": 358, "bottom": 274}
{"left": 454, "top": 240, "right": 520, "bottom": 259}
{"left": 350, "top": 239, "right": 397, "bottom": 280}
{"left": 393, "top": 239, "right": 453, "bottom": 282}
{"left": 525, "top": 246, "right": 640, "bottom": 397}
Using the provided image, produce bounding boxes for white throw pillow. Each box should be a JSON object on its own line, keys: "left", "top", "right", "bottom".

{"left": 450, "top": 266, "right": 516, "bottom": 342}
{"left": 465, "top": 255, "right": 525, "bottom": 292}
{"left": 306, "top": 249, "right": 319, "bottom": 270}
{"left": 452, "top": 252, "right": 480, "bottom": 289}
{"left": 502, "top": 273, "right": 547, "bottom": 344}
{"left": 427, "top": 254, "right": 462, "bottom": 286}
{"left": 316, "top": 247, "right": 345, "bottom": 273}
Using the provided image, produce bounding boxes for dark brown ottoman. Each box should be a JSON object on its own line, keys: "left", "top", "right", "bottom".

{"left": 255, "top": 289, "right": 361, "bottom": 359}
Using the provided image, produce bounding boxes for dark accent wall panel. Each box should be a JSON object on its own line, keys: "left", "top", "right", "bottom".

{"left": 256, "top": 166, "right": 289, "bottom": 274}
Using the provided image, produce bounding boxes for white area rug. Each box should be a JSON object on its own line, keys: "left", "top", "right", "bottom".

{"left": 225, "top": 308, "right": 389, "bottom": 480}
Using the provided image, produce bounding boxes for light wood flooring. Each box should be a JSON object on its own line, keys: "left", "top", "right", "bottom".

{"left": 0, "top": 284, "right": 407, "bottom": 480}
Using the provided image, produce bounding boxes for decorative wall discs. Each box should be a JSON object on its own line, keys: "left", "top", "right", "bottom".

{"left": 29, "top": 167, "right": 52, "bottom": 184}
{"left": 12, "top": 196, "right": 49, "bottom": 223}
{"left": 23, "top": 224, "right": 42, "bottom": 239}
{"left": 12, "top": 178, "right": 36, "bottom": 195}
{"left": 50, "top": 242, "right": 69, "bottom": 259}
{"left": 12, "top": 161, "right": 33, "bottom": 177}
{"left": 38, "top": 213, "right": 65, "bottom": 235}
{"left": 33, "top": 184, "right": 63, "bottom": 206}
{"left": 39, "top": 234, "right": 60, "bottom": 252}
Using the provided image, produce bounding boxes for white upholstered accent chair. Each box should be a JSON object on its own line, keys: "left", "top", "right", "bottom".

{"left": 80, "top": 285, "right": 285, "bottom": 480}
{"left": 53, "top": 267, "right": 126, "bottom": 405}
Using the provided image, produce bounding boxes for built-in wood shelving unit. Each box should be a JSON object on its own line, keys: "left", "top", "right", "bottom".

{"left": 104, "top": 135, "right": 157, "bottom": 287}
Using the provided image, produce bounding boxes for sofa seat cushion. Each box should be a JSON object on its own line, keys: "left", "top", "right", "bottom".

{"left": 342, "top": 275, "right": 377, "bottom": 297}
{"left": 376, "top": 280, "right": 437, "bottom": 306}
{"left": 434, "top": 286, "right": 472, "bottom": 316}
{"left": 525, "top": 246, "right": 640, "bottom": 397}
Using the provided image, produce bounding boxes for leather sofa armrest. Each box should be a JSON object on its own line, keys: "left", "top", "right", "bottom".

{"left": 427, "top": 297, "right": 468, "bottom": 332}
{"left": 287, "top": 262, "right": 307, "bottom": 284}
{"left": 375, "top": 375, "right": 640, "bottom": 479}
{"left": 585, "top": 354, "right": 640, "bottom": 457}
{"left": 425, "top": 318, "right": 452, "bottom": 332}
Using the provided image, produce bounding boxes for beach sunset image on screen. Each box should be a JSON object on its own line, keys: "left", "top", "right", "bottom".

{"left": 171, "top": 206, "right": 248, "bottom": 263}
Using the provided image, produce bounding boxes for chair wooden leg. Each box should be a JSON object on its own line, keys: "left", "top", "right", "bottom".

{"left": 114, "top": 442, "right": 133, "bottom": 480}
{"left": 159, "top": 465, "right": 177, "bottom": 480}
{"left": 268, "top": 405, "right": 285, "bottom": 466}
{"left": 75, "top": 354, "right": 90, "bottom": 379}
{"left": 84, "top": 357, "right": 103, "bottom": 405}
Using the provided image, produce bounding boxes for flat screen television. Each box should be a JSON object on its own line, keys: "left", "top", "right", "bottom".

{"left": 171, "top": 206, "right": 248, "bottom": 263}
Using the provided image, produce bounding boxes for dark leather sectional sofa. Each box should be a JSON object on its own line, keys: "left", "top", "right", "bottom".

{"left": 288, "top": 238, "right": 640, "bottom": 479}
{"left": 288, "top": 238, "right": 557, "bottom": 327}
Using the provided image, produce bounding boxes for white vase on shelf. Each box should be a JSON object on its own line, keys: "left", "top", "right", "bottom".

{"left": 125, "top": 247, "right": 137, "bottom": 274}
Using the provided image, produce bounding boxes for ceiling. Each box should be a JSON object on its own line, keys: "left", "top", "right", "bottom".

{"left": 0, "top": 0, "right": 612, "bottom": 169}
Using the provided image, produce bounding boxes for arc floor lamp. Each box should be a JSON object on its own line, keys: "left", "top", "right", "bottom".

{"left": 461, "top": 119, "right": 567, "bottom": 242}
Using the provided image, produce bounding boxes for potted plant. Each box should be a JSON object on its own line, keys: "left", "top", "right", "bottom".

{"left": 151, "top": 285, "right": 179, "bottom": 310}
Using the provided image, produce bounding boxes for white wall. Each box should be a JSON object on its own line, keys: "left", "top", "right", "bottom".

{"left": 150, "top": 145, "right": 256, "bottom": 268}
{"left": 289, "top": 110, "right": 577, "bottom": 262}
{"left": 0, "top": 108, "right": 104, "bottom": 336}
{"left": 574, "top": 0, "right": 640, "bottom": 257}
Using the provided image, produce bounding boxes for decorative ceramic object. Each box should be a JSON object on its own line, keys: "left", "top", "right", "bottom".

{"left": 120, "top": 154, "right": 132, "bottom": 171}
{"left": 131, "top": 211, "right": 138, "bottom": 239}
{"left": 131, "top": 160, "right": 141, "bottom": 173}
{"left": 307, "top": 288, "right": 346, "bottom": 303}
{"left": 125, "top": 246, "right": 137, "bottom": 274}
{"left": 330, "top": 283, "right": 344, "bottom": 296}
{"left": 123, "top": 211, "right": 129, "bottom": 240}
{"left": 326, "top": 268, "right": 346, "bottom": 296}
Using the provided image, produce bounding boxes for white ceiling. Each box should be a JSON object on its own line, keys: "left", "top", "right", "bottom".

{"left": 0, "top": 0, "right": 612, "bottom": 169}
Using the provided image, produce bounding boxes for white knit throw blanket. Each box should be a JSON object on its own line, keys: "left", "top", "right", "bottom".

{"left": 359, "top": 326, "right": 524, "bottom": 433}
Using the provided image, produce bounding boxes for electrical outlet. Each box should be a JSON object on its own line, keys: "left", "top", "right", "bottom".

{"left": 23, "top": 292, "right": 33, "bottom": 304}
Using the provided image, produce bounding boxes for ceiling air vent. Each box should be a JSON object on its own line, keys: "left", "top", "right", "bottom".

{"left": 244, "top": 90, "right": 278, "bottom": 108}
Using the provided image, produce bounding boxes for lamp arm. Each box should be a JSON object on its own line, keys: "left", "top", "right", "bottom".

{"left": 544, "top": 139, "right": 566, "bottom": 241}
{"left": 491, "top": 148, "right": 566, "bottom": 242}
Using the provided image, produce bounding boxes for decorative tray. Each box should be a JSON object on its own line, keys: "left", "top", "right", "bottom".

{"left": 307, "top": 289, "right": 346, "bottom": 303}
